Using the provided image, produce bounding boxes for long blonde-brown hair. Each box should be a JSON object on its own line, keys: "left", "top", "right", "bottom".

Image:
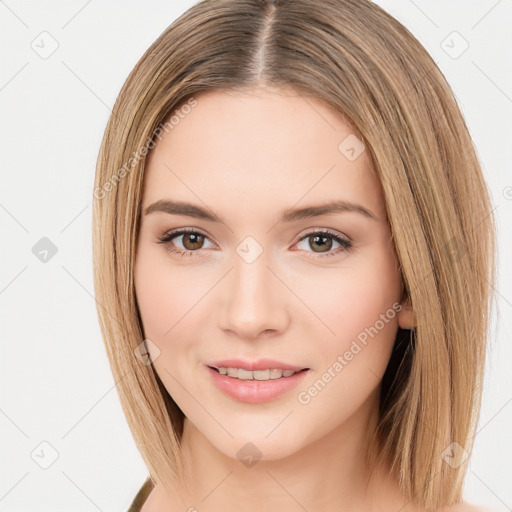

{"left": 92, "top": 0, "right": 496, "bottom": 507}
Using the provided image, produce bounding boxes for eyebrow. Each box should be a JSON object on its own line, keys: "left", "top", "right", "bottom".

{"left": 143, "top": 199, "right": 379, "bottom": 223}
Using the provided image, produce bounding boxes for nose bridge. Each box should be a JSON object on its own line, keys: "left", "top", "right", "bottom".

{"left": 219, "top": 241, "right": 289, "bottom": 338}
{"left": 233, "top": 247, "right": 271, "bottom": 299}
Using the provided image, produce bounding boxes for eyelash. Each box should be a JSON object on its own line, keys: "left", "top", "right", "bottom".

{"left": 156, "top": 227, "right": 353, "bottom": 259}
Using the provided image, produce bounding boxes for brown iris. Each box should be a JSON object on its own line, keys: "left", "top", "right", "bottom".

{"left": 181, "top": 232, "right": 206, "bottom": 250}
{"left": 308, "top": 233, "right": 333, "bottom": 253}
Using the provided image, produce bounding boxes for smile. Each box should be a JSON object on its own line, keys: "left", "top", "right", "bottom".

{"left": 209, "top": 366, "right": 306, "bottom": 380}
{"left": 206, "top": 365, "right": 310, "bottom": 404}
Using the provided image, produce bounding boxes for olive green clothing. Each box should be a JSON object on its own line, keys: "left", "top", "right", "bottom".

{"left": 127, "top": 477, "right": 154, "bottom": 512}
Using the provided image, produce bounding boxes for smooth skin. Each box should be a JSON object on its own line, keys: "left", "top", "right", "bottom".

{"left": 134, "top": 86, "right": 488, "bottom": 512}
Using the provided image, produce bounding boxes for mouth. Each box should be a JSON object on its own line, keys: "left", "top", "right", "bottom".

{"left": 207, "top": 366, "right": 309, "bottom": 381}
{"left": 204, "top": 360, "right": 311, "bottom": 404}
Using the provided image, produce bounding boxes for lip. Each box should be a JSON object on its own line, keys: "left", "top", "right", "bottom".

{"left": 205, "top": 358, "right": 308, "bottom": 371}
{"left": 205, "top": 360, "right": 310, "bottom": 404}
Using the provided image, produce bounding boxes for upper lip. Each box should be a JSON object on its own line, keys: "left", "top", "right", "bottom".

{"left": 206, "top": 358, "right": 309, "bottom": 371}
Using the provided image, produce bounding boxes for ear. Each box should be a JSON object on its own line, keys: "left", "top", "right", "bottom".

{"left": 397, "top": 297, "right": 414, "bottom": 330}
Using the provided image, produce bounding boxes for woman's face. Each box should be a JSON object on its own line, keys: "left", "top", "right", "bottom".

{"left": 134, "top": 86, "right": 412, "bottom": 461}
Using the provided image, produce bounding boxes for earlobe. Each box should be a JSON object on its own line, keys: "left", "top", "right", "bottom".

{"left": 397, "top": 298, "right": 414, "bottom": 330}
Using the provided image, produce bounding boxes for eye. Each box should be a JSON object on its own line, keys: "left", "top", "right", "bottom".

{"left": 156, "top": 227, "right": 353, "bottom": 259}
{"left": 156, "top": 228, "right": 215, "bottom": 257}
{"left": 294, "top": 229, "right": 353, "bottom": 259}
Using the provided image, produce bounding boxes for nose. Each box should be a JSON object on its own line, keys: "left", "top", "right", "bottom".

{"left": 218, "top": 250, "right": 290, "bottom": 340}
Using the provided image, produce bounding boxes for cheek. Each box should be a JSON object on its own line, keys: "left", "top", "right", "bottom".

{"left": 134, "top": 248, "right": 206, "bottom": 340}
{"left": 297, "top": 252, "right": 401, "bottom": 370}
{"left": 134, "top": 264, "right": 173, "bottom": 339}
{"left": 134, "top": 253, "right": 206, "bottom": 392}
{"left": 293, "top": 266, "right": 401, "bottom": 421}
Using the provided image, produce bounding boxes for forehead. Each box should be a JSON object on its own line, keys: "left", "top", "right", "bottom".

{"left": 142, "top": 87, "right": 385, "bottom": 220}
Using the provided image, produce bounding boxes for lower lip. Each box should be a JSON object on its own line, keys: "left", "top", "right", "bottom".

{"left": 206, "top": 366, "right": 309, "bottom": 404}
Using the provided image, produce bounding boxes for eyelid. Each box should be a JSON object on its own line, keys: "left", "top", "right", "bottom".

{"left": 157, "top": 227, "right": 350, "bottom": 243}
{"left": 157, "top": 226, "right": 353, "bottom": 258}
{"left": 295, "top": 227, "right": 350, "bottom": 243}
{"left": 156, "top": 227, "right": 216, "bottom": 247}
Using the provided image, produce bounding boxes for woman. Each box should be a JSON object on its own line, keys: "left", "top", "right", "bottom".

{"left": 92, "top": 0, "right": 497, "bottom": 510}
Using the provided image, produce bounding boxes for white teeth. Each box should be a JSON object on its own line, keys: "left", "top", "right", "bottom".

{"left": 216, "top": 367, "right": 302, "bottom": 380}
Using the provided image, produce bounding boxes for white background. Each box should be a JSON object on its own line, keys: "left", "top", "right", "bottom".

{"left": 0, "top": 1, "right": 510, "bottom": 510}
